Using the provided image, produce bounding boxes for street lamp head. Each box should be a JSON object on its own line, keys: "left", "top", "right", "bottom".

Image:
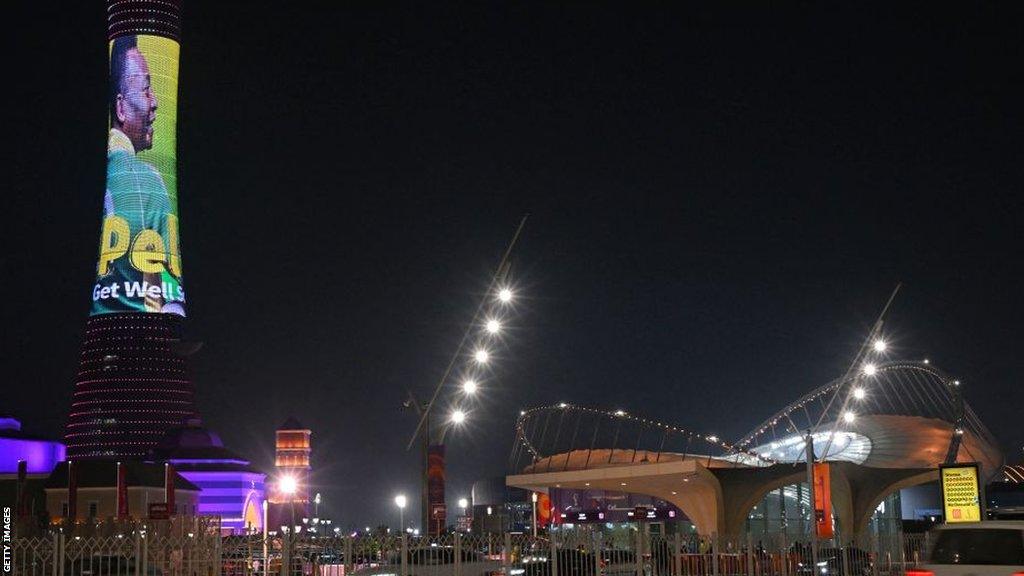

{"left": 315, "top": 493, "right": 321, "bottom": 505}
{"left": 458, "top": 498, "right": 468, "bottom": 509}
{"left": 531, "top": 492, "right": 538, "bottom": 503}
{"left": 853, "top": 387, "right": 866, "bottom": 400}
{"left": 279, "top": 475, "right": 298, "bottom": 496}
{"left": 450, "top": 409, "right": 467, "bottom": 424}
{"left": 395, "top": 495, "right": 407, "bottom": 509}
{"left": 873, "top": 339, "right": 887, "bottom": 352}
{"left": 473, "top": 349, "right": 490, "bottom": 364}
{"left": 843, "top": 411, "right": 856, "bottom": 423}
{"left": 498, "top": 287, "right": 513, "bottom": 303}
{"left": 462, "top": 379, "right": 478, "bottom": 395}
{"left": 862, "top": 363, "right": 878, "bottom": 376}
{"left": 485, "top": 319, "right": 501, "bottom": 334}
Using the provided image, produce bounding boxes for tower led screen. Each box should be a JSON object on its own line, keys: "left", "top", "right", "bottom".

{"left": 91, "top": 34, "right": 184, "bottom": 316}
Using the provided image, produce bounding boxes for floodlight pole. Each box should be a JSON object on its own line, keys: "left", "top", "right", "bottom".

{"left": 404, "top": 215, "right": 529, "bottom": 535}
{"left": 813, "top": 283, "right": 901, "bottom": 457}
{"left": 405, "top": 214, "right": 529, "bottom": 452}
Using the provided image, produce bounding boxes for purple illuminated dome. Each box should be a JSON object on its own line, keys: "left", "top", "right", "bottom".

{"left": 152, "top": 419, "right": 267, "bottom": 534}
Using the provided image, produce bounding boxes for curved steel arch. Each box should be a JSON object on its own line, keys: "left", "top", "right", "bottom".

{"left": 735, "top": 362, "right": 964, "bottom": 449}
{"left": 728, "top": 361, "right": 1000, "bottom": 474}
{"left": 509, "top": 403, "right": 774, "bottom": 474}
{"left": 509, "top": 361, "right": 1003, "bottom": 477}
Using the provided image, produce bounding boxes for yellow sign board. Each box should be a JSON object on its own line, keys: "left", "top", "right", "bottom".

{"left": 940, "top": 463, "right": 982, "bottom": 523}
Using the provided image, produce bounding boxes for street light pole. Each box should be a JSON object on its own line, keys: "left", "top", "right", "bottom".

{"left": 395, "top": 495, "right": 407, "bottom": 532}
{"left": 278, "top": 475, "right": 299, "bottom": 576}
{"left": 458, "top": 498, "right": 469, "bottom": 532}
{"left": 531, "top": 492, "right": 538, "bottom": 537}
{"left": 262, "top": 499, "right": 269, "bottom": 576}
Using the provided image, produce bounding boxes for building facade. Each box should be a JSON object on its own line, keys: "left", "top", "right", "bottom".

{"left": 508, "top": 362, "right": 1004, "bottom": 538}
{"left": 64, "top": 0, "right": 194, "bottom": 460}
{"left": 267, "top": 417, "right": 312, "bottom": 529}
{"left": 152, "top": 419, "right": 266, "bottom": 534}
{"left": 43, "top": 460, "right": 199, "bottom": 522}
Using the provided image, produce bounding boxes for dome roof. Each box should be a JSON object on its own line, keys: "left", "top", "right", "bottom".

{"left": 150, "top": 418, "right": 257, "bottom": 470}
{"left": 156, "top": 418, "right": 224, "bottom": 451}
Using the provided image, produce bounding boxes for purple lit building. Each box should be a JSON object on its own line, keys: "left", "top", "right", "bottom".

{"left": 0, "top": 417, "right": 66, "bottom": 477}
{"left": 1, "top": 416, "right": 67, "bottom": 526}
{"left": 152, "top": 419, "right": 266, "bottom": 534}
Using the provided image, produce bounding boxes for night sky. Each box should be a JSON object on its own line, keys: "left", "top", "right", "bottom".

{"left": 5, "top": 2, "right": 1023, "bottom": 529}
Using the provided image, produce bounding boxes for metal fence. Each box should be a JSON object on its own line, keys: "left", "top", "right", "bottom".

{"left": 11, "top": 529, "right": 928, "bottom": 576}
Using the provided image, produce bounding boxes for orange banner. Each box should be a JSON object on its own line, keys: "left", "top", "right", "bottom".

{"left": 813, "top": 462, "right": 833, "bottom": 538}
{"left": 537, "top": 492, "right": 552, "bottom": 524}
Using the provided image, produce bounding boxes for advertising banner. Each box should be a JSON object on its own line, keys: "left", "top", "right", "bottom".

{"left": 537, "top": 492, "right": 552, "bottom": 525}
{"left": 91, "top": 34, "right": 185, "bottom": 316}
{"left": 117, "top": 462, "right": 128, "bottom": 519}
{"left": 165, "top": 463, "right": 176, "bottom": 514}
{"left": 813, "top": 462, "right": 834, "bottom": 538}
{"left": 427, "top": 444, "right": 446, "bottom": 536}
{"left": 940, "top": 462, "right": 983, "bottom": 523}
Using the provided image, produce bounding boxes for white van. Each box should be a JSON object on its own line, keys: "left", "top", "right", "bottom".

{"left": 910, "top": 521, "right": 1024, "bottom": 576}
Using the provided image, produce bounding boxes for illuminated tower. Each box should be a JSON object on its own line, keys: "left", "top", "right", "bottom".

{"left": 268, "top": 418, "right": 312, "bottom": 527}
{"left": 65, "top": 0, "right": 194, "bottom": 459}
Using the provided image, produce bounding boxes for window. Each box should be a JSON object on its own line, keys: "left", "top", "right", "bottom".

{"left": 929, "top": 529, "right": 1024, "bottom": 565}
{"left": 61, "top": 502, "right": 69, "bottom": 517}
{"left": 88, "top": 501, "right": 99, "bottom": 518}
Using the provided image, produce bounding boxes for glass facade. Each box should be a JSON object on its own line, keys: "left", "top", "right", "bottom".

{"left": 746, "top": 482, "right": 815, "bottom": 540}
{"left": 745, "top": 481, "right": 903, "bottom": 542}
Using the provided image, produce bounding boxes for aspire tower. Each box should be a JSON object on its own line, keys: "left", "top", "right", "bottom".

{"left": 65, "top": 0, "right": 195, "bottom": 459}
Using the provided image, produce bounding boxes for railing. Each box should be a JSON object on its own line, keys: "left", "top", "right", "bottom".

{"left": 11, "top": 529, "right": 929, "bottom": 576}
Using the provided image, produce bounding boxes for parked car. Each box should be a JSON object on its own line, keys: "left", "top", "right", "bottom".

{"left": 794, "top": 546, "right": 872, "bottom": 576}
{"left": 513, "top": 548, "right": 597, "bottom": 576}
{"left": 352, "top": 546, "right": 501, "bottom": 576}
{"left": 912, "top": 521, "right": 1024, "bottom": 576}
